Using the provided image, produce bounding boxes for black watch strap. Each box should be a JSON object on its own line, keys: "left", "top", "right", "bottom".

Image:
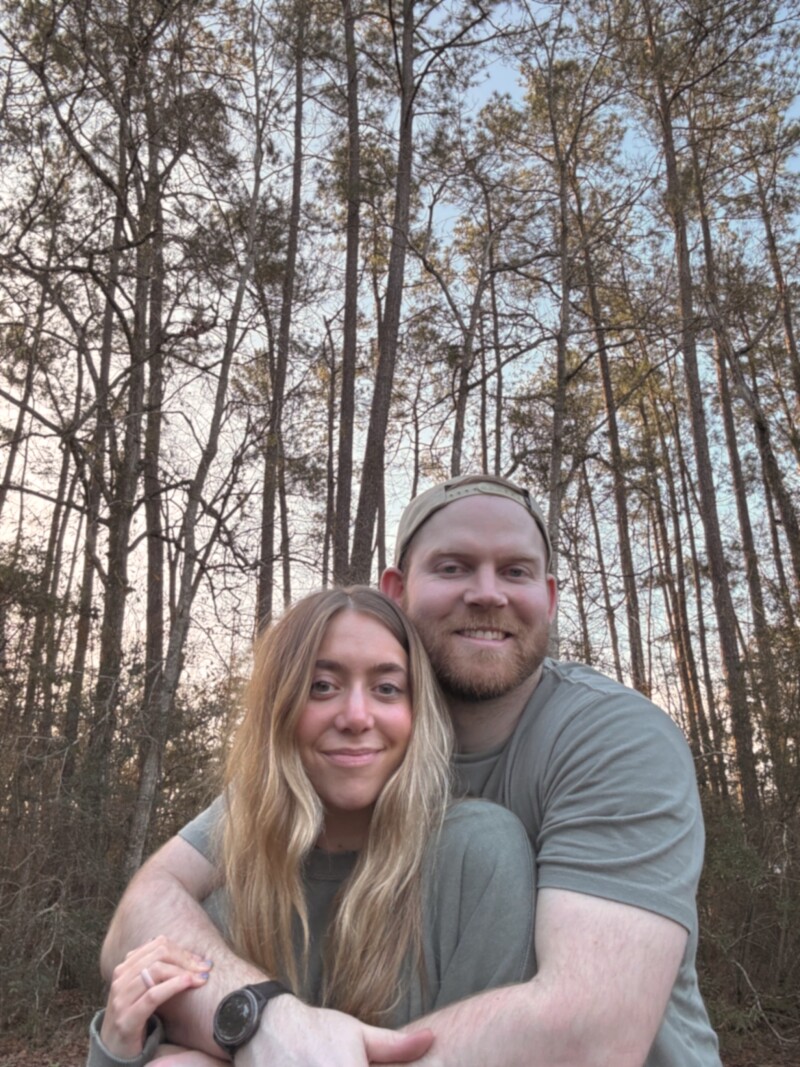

{"left": 251, "top": 979, "right": 292, "bottom": 1008}
{"left": 213, "top": 979, "right": 292, "bottom": 1056}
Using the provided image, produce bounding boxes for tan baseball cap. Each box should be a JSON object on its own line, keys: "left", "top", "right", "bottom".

{"left": 394, "top": 473, "right": 552, "bottom": 570}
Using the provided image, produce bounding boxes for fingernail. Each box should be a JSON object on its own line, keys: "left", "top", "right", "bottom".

{"left": 200, "top": 972, "right": 210, "bottom": 981}
{"left": 202, "top": 959, "right": 213, "bottom": 969}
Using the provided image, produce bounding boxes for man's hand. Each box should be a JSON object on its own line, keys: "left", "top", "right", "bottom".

{"left": 236, "top": 996, "right": 433, "bottom": 1067}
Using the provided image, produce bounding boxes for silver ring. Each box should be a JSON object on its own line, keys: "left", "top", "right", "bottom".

{"left": 141, "top": 967, "right": 155, "bottom": 989}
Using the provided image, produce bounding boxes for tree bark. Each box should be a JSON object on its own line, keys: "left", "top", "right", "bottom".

{"left": 333, "top": 0, "right": 361, "bottom": 584}
{"left": 349, "top": 0, "right": 415, "bottom": 583}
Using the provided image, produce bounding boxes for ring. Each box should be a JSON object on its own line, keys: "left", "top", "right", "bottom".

{"left": 141, "top": 967, "right": 155, "bottom": 989}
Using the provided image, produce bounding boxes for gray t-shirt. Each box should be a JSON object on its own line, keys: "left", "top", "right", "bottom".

{"left": 452, "top": 658, "right": 720, "bottom": 1067}
{"left": 87, "top": 799, "right": 535, "bottom": 1067}
{"left": 174, "top": 658, "right": 721, "bottom": 1065}
{"left": 182, "top": 797, "right": 536, "bottom": 1026}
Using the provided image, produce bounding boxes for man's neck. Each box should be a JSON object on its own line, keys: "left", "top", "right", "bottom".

{"left": 447, "top": 665, "right": 543, "bottom": 754}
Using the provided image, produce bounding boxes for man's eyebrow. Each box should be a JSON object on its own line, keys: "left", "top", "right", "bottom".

{"left": 426, "top": 548, "right": 541, "bottom": 563}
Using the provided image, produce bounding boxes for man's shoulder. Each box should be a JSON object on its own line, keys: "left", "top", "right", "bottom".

{"left": 533, "top": 659, "right": 680, "bottom": 729}
{"left": 541, "top": 658, "right": 653, "bottom": 702}
{"left": 513, "top": 659, "right": 692, "bottom": 769}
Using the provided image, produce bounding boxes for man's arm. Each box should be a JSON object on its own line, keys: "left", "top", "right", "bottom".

{"left": 392, "top": 888, "right": 687, "bottom": 1067}
{"left": 102, "top": 835, "right": 433, "bottom": 1066}
{"left": 101, "top": 835, "right": 264, "bottom": 1054}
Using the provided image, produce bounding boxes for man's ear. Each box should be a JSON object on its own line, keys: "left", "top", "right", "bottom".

{"left": 547, "top": 574, "right": 558, "bottom": 622}
{"left": 380, "top": 567, "right": 405, "bottom": 604}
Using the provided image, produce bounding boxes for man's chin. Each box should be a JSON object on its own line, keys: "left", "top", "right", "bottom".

{"left": 438, "top": 660, "right": 544, "bottom": 704}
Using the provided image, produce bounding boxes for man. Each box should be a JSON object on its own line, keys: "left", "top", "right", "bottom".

{"left": 102, "top": 474, "right": 722, "bottom": 1067}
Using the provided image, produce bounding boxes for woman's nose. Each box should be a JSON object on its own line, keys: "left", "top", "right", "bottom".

{"left": 335, "top": 686, "right": 374, "bottom": 731}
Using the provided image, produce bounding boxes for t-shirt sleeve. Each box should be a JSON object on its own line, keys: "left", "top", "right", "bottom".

{"left": 178, "top": 794, "right": 226, "bottom": 864}
{"left": 531, "top": 687, "right": 703, "bottom": 933}
{"left": 86, "top": 1011, "right": 164, "bottom": 1067}
{"left": 423, "top": 799, "right": 536, "bottom": 1011}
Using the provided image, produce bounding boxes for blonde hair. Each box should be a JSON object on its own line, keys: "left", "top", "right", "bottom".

{"left": 222, "top": 586, "right": 453, "bottom": 1024}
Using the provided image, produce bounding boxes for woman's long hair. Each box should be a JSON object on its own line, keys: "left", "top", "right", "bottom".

{"left": 222, "top": 586, "right": 453, "bottom": 1024}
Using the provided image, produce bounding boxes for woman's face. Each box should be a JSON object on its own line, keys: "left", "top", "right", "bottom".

{"left": 296, "top": 609, "right": 413, "bottom": 851}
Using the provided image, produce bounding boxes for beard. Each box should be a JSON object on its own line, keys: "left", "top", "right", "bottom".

{"left": 408, "top": 609, "right": 551, "bottom": 703}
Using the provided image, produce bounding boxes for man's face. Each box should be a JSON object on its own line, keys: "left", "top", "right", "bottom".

{"left": 381, "top": 496, "right": 557, "bottom": 703}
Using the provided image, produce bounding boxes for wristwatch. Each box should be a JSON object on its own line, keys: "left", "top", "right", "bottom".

{"left": 213, "top": 980, "right": 292, "bottom": 1056}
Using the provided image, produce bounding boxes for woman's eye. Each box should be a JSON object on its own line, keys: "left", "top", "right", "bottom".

{"left": 376, "top": 682, "right": 401, "bottom": 696}
{"left": 310, "top": 679, "right": 333, "bottom": 695}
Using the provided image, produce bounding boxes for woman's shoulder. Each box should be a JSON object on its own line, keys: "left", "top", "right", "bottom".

{"left": 438, "top": 798, "right": 531, "bottom": 856}
{"left": 424, "top": 799, "right": 535, "bottom": 931}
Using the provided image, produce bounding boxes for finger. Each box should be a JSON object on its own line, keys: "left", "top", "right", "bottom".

{"left": 366, "top": 1027, "right": 434, "bottom": 1063}
{"left": 107, "top": 963, "right": 208, "bottom": 1030}
{"left": 102, "top": 972, "right": 206, "bottom": 1057}
{"left": 107, "top": 972, "right": 208, "bottom": 1039}
{"left": 124, "top": 936, "right": 212, "bottom": 974}
{"left": 131, "top": 960, "right": 209, "bottom": 991}
{"left": 111, "top": 956, "right": 206, "bottom": 1007}
{"left": 141, "top": 970, "right": 207, "bottom": 1012}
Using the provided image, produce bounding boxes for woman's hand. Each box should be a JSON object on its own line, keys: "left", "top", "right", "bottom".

{"left": 100, "top": 936, "right": 211, "bottom": 1059}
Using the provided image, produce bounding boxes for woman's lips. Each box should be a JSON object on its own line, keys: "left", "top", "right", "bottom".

{"left": 322, "top": 749, "right": 383, "bottom": 766}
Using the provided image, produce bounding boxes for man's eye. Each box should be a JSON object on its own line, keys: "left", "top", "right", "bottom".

{"left": 506, "top": 567, "right": 529, "bottom": 578}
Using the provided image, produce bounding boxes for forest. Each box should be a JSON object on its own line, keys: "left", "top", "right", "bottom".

{"left": 1, "top": 0, "right": 799, "bottom": 1061}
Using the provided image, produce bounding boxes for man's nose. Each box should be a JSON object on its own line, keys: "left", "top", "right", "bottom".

{"left": 464, "top": 566, "right": 508, "bottom": 608}
{"left": 335, "top": 686, "right": 374, "bottom": 731}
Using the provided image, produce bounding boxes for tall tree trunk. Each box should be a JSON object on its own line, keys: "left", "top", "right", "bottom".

{"left": 692, "top": 133, "right": 789, "bottom": 801}
{"left": 582, "top": 460, "right": 623, "bottom": 682}
{"left": 124, "top": 47, "right": 268, "bottom": 874}
{"left": 643, "top": 0, "right": 760, "bottom": 821}
{"left": 574, "top": 183, "right": 648, "bottom": 694}
{"left": 755, "top": 168, "right": 800, "bottom": 436}
{"left": 349, "top": 0, "right": 415, "bottom": 583}
{"left": 484, "top": 192, "right": 504, "bottom": 476}
{"left": 257, "top": 2, "right": 306, "bottom": 623}
{"left": 333, "top": 0, "right": 361, "bottom": 584}
{"left": 323, "top": 323, "right": 337, "bottom": 587}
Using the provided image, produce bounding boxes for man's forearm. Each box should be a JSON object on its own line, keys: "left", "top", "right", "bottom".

{"left": 401, "top": 976, "right": 658, "bottom": 1067}
{"left": 394, "top": 890, "right": 686, "bottom": 1067}
{"left": 101, "top": 840, "right": 268, "bottom": 1056}
{"left": 401, "top": 979, "right": 592, "bottom": 1067}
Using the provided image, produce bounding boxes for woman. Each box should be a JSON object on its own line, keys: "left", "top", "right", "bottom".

{"left": 90, "top": 587, "right": 535, "bottom": 1065}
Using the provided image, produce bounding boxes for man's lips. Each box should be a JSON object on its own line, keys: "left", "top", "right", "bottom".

{"left": 454, "top": 628, "right": 511, "bottom": 643}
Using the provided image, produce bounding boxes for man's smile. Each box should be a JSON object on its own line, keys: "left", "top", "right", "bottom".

{"left": 455, "top": 628, "right": 510, "bottom": 643}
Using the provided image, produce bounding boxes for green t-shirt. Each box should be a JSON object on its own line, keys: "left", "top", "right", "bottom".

{"left": 185, "top": 798, "right": 535, "bottom": 1026}
{"left": 174, "top": 658, "right": 721, "bottom": 1066}
{"left": 88, "top": 800, "right": 535, "bottom": 1067}
{"left": 451, "top": 659, "right": 721, "bottom": 1067}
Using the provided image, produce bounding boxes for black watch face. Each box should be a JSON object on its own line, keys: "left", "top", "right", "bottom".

{"left": 216, "top": 989, "right": 259, "bottom": 1045}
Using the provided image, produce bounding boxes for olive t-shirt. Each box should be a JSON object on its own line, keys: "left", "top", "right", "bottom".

{"left": 451, "top": 659, "right": 721, "bottom": 1067}
{"left": 182, "top": 797, "right": 535, "bottom": 1025}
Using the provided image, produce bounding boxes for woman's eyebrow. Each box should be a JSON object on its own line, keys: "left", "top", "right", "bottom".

{"left": 314, "top": 659, "right": 406, "bottom": 674}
